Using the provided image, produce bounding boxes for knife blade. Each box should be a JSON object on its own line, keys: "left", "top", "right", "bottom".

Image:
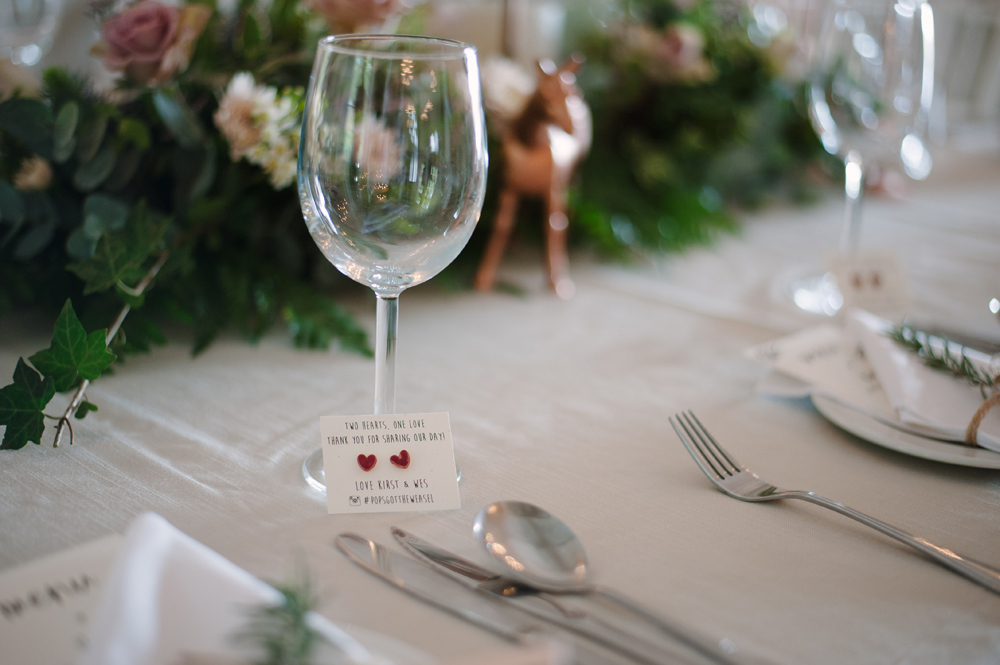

{"left": 336, "top": 532, "right": 537, "bottom": 644}
{"left": 390, "top": 527, "right": 710, "bottom": 665}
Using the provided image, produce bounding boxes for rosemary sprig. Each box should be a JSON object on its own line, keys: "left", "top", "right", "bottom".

{"left": 889, "top": 325, "right": 998, "bottom": 399}
{"left": 238, "top": 577, "right": 319, "bottom": 665}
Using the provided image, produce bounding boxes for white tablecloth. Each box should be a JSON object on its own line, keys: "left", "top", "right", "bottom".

{"left": 2, "top": 151, "right": 999, "bottom": 664}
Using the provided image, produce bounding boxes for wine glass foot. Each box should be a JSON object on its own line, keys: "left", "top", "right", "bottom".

{"left": 785, "top": 270, "right": 843, "bottom": 316}
{"left": 302, "top": 448, "right": 462, "bottom": 495}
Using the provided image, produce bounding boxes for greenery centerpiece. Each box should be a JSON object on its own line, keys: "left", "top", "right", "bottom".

{"left": 0, "top": 0, "right": 831, "bottom": 451}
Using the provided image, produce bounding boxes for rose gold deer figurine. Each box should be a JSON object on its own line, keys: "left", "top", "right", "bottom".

{"left": 474, "top": 56, "right": 592, "bottom": 299}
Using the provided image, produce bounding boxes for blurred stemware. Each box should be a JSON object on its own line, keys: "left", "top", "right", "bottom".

{"left": 788, "top": 0, "right": 934, "bottom": 316}
{"left": 0, "top": 0, "right": 64, "bottom": 66}
{"left": 298, "top": 34, "right": 488, "bottom": 492}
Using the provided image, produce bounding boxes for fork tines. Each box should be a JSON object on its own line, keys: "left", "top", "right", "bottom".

{"left": 669, "top": 411, "right": 741, "bottom": 482}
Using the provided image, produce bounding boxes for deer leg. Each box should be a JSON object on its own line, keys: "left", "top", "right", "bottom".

{"left": 474, "top": 188, "right": 519, "bottom": 292}
{"left": 545, "top": 178, "right": 574, "bottom": 299}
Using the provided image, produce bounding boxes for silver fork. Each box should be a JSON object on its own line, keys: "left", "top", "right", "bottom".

{"left": 670, "top": 410, "right": 1000, "bottom": 595}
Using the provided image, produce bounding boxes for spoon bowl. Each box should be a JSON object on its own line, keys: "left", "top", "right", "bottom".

{"left": 473, "top": 501, "right": 590, "bottom": 593}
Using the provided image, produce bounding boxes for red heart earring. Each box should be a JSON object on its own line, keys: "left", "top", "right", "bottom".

{"left": 390, "top": 449, "right": 410, "bottom": 469}
{"left": 357, "top": 454, "right": 377, "bottom": 471}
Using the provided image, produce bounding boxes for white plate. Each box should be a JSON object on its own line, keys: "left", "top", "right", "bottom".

{"left": 812, "top": 394, "right": 1000, "bottom": 469}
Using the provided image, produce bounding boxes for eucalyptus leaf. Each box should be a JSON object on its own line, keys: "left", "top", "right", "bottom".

{"left": 13, "top": 220, "right": 56, "bottom": 260}
{"left": 104, "top": 145, "right": 142, "bottom": 192}
{"left": 74, "top": 145, "right": 116, "bottom": 191}
{"left": 53, "top": 102, "right": 79, "bottom": 158}
{"left": 83, "top": 214, "right": 105, "bottom": 239}
{"left": 84, "top": 193, "right": 129, "bottom": 231}
{"left": 0, "top": 98, "right": 53, "bottom": 158}
{"left": 76, "top": 114, "right": 109, "bottom": 164}
{"left": 53, "top": 136, "right": 77, "bottom": 163}
{"left": 66, "top": 227, "right": 98, "bottom": 259}
{"left": 152, "top": 89, "right": 203, "bottom": 149}
{"left": 0, "top": 180, "right": 25, "bottom": 225}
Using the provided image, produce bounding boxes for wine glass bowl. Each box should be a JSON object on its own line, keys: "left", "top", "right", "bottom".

{"left": 298, "top": 35, "right": 487, "bottom": 493}
{"left": 809, "top": 0, "right": 931, "bottom": 167}
{"left": 299, "top": 35, "right": 487, "bottom": 297}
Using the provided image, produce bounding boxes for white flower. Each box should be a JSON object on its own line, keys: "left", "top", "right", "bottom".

{"left": 480, "top": 57, "right": 534, "bottom": 128}
{"left": 214, "top": 72, "right": 303, "bottom": 189}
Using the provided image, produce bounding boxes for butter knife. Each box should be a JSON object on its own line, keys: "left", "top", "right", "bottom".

{"left": 390, "top": 527, "right": 717, "bottom": 665}
{"left": 336, "top": 532, "right": 538, "bottom": 643}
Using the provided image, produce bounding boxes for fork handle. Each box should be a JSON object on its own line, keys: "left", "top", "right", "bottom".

{"left": 792, "top": 491, "right": 1000, "bottom": 593}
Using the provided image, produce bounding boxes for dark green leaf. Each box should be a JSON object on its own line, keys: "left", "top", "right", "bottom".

{"left": 73, "top": 144, "right": 116, "bottom": 191}
{"left": 84, "top": 194, "right": 129, "bottom": 231}
{"left": 68, "top": 205, "right": 170, "bottom": 294}
{"left": 152, "top": 89, "right": 203, "bottom": 149}
{"left": 76, "top": 113, "right": 108, "bottom": 164}
{"left": 13, "top": 220, "right": 56, "bottom": 260}
{"left": 29, "top": 300, "right": 116, "bottom": 391}
{"left": 53, "top": 102, "right": 79, "bottom": 162}
{"left": 0, "top": 98, "right": 53, "bottom": 158}
{"left": 66, "top": 227, "right": 98, "bottom": 259}
{"left": 74, "top": 400, "right": 98, "bottom": 419}
{"left": 118, "top": 117, "right": 151, "bottom": 150}
{"left": 104, "top": 145, "right": 142, "bottom": 192}
{"left": 0, "top": 180, "right": 25, "bottom": 225}
{"left": 0, "top": 358, "right": 55, "bottom": 450}
{"left": 242, "top": 13, "right": 261, "bottom": 53}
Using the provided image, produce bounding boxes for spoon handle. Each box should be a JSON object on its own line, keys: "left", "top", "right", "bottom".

{"left": 592, "top": 586, "right": 764, "bottom": 665}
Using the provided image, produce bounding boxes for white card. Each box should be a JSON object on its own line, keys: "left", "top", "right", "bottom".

{"left": 320, "top": 412, "right": 461, "bottom": 514}
{"left": 825, "top": 249, "right": 912, "bottom": 315}
{"left": 0, "top": 534, "right": 123, "bottom": 665}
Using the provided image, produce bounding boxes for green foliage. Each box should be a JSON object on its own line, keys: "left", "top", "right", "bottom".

{"left": 238, "top": 578, "right": 319, "bottom": 665}
{"left": 563, "top": 0, "right": 827, "bottom": 255}
{"left": 890, "top": 325, "right": 998, "bottom": 399}
{"left": 0, "top": 360, "right": 55, "bottom": 450}
{"left": 29, "top": 300, "right": 116, "bottom": 392}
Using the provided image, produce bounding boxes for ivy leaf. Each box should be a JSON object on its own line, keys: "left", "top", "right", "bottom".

{"left": 28, "top": 300, "right": 116, "bottom": 392}
{"left": 0, "top": 358, "right": 56, "bottom": 450}
{"left": 75, "top": 401, "right": 98, "bottom": 420}
{"left": 68, "top": 205, "right": 169, "bottom": 294}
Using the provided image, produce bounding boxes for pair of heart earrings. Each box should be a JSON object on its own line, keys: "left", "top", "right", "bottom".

{"left": 357, "top": 449, "right": 409, "bottom": 471}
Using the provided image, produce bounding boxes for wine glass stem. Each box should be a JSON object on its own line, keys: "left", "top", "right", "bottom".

{"left": 374, "top": 294, "right": 398, "bottom": 415}
{"left": 841, "top": 150, "right": 865, "bottom": 253}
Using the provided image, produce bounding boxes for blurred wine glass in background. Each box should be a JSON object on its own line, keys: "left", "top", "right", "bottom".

{"left": 0, "top": 0, "right": 65, "bottom": 66}
{"left": 787, "top": 0, "right": 934, "bottom": 315}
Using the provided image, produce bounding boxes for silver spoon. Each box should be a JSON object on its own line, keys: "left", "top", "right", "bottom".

{"left": 473, "top": 501, "right": 759, "bottom": 665}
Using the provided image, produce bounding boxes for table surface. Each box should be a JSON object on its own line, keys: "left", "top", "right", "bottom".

{"left": 2, "top": 151, "right": 1000, "bottom": 664}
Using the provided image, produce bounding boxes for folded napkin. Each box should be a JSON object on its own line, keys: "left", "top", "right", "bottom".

{"left": 79, "top": 513, "right": 379, "bottom": 665}
{"left": 847, "top": 310, "right": 1000, "bottom": 451}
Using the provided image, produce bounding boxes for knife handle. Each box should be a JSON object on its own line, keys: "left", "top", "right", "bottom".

{"left": 592, "top": 586, "right": 760, "bottom": 665}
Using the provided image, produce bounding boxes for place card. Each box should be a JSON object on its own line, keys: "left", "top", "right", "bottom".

{"left": 824, "top": 249, "right": 912, "bottom": 315}
{"left": 320, "top": 412, "right": 461, "bottom": 514}
{"left": 0, "top": 533, "right": 123, "bottom": 665}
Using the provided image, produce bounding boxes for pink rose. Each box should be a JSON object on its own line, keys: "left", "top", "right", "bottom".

{"left": 96, "top": 1, "right": 211, "bottom": 85}
{"left": 305, "top": 0, "right": 401, "bottom": 33}
{"left": 101, "top": 1, "right": 178, "bottom": 71}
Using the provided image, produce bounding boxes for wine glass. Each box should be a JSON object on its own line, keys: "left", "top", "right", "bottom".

{"left": 0, "top": 0, "right": 64, "bottom": 66}
{"left": 787, "top": 0, "right": 934, "bottom": 315}
{"left": 298, "top": 35, "right": 488, "bottom": 492}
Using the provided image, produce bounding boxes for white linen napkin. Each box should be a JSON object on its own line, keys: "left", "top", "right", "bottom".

{"left": 847, "top": 310, "right": 1000, "bottom": 452}
{"left": 78, "top": 513, "right": 378, "bottom": 665}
